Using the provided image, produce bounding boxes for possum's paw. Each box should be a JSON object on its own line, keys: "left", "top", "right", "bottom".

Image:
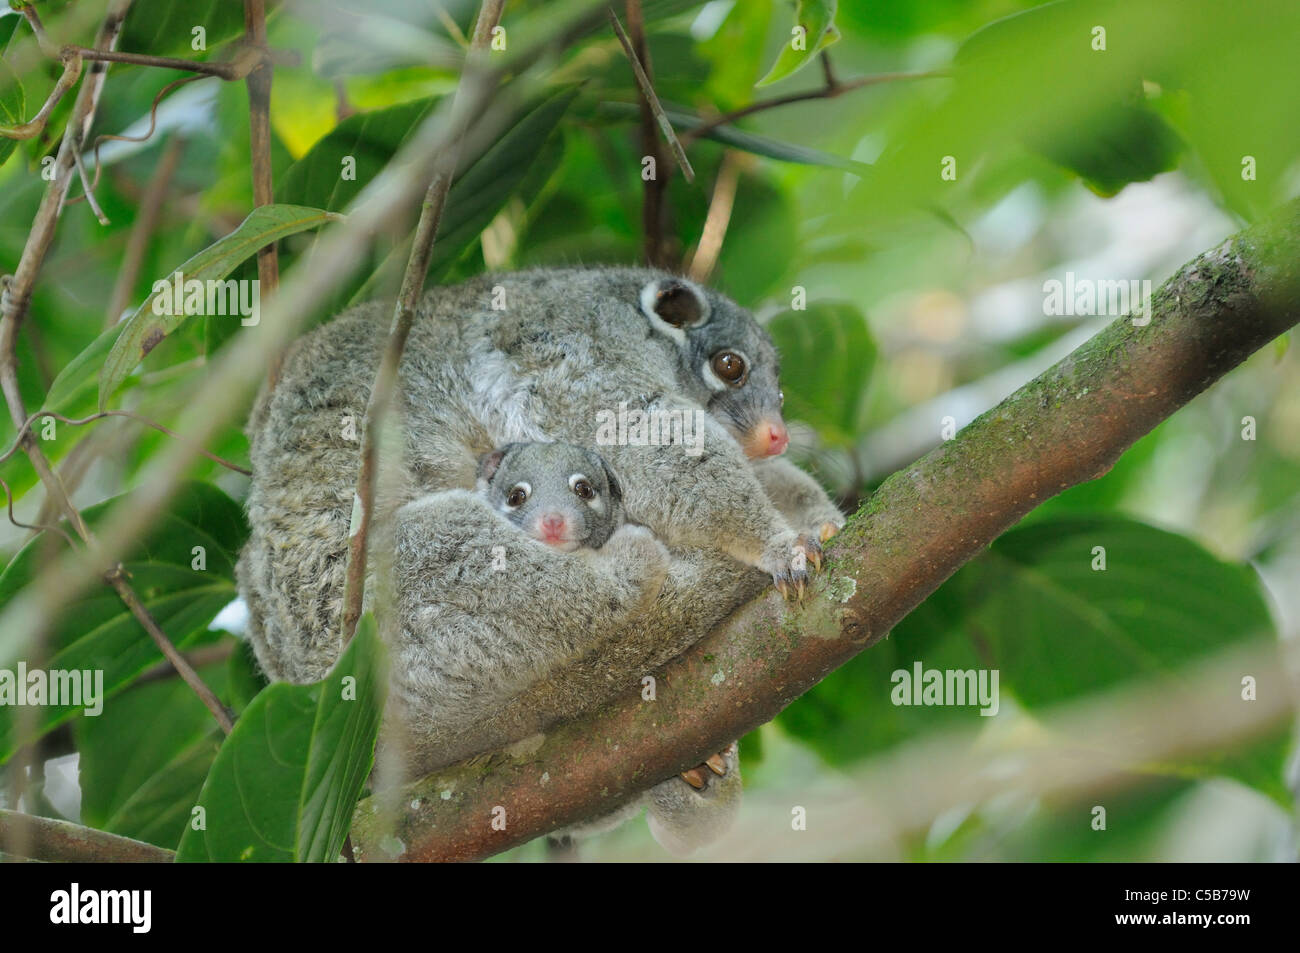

{"left": 646, "top": 742, "right": 741, "bottom": 857}
{"left": 760, "top": 530, "right": 827, "bottom": 598}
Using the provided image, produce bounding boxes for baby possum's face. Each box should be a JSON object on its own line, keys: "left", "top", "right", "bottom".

{"left": 478, "top": 442, "right": 623, "bottom": 552}
{"left": 637, "top": 275, "right": 789, "bottom": 460}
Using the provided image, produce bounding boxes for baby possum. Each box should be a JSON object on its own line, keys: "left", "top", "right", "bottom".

{"left": 391, "top": 441, "right": 669, "bottom": 733}
{"left": 391, "top": 441, "right": 742, "bottom": 853}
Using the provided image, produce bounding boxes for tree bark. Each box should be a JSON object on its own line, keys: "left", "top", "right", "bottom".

{"left": 350, "top": 201, "right": 1300, "bottom": 863}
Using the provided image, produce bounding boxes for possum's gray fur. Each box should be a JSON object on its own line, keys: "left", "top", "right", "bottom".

{"left": 237, "top": 267, "right": 843, "bottom": 851}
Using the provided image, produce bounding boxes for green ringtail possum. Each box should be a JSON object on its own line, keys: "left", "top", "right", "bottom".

{"left": 237, "top": 267, "right": 844, "bottom": 852}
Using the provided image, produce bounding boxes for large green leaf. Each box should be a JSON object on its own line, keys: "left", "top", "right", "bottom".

{"left": 98, "top": 204, "right": 341, "bottom": 409}
{"left": 781, "top": 515, "right": 1289, "bottom": 803}
{"left": 120, "top": 0, "right": 261, "bottom": 57}
{"left": 175, "top": 615, "right": 386, "bottom": 863}
{"left": 347, "top": 87, "right": 578, "bottom": 303}
{"left": 0, "top": 482, "right": 248, "bottom": 761}
{"left": 956, "top": 3, "right": 1182, "bottom": 196}
{"left": 757, "top": 0, "right": 840, "bottom": 87}
{"left": 76, "top": 661, "right": 229, "bottom": 849}
{"left": 279, "top": 98, "right": 438, "bottom": 214}
{"left": 767, "top": 302, "right": 876, "bottom": 447}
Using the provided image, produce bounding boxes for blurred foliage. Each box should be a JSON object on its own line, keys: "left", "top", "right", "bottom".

{"left": 0, "top": 0, "right": 1296, "bottom": 861}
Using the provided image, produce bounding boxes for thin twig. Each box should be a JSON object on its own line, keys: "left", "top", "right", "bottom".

{"left": 686, "top": 149, "right": 742, "bottom": 283}
{"left": 679, "top": 58, "right": 947, "bottom": 148}
{"left": 340, "top": 0, "right": 507, "bottom": 643}
{"left": 29, "top": 417, "right": 115, "bottom": 536}
{"left": 136, "top": 642, "right": 237, "bottom": 685}
{"left": 103, "top": 567, "right": 234, "bottom": 734}
{"left": 618, "top": 1, "right": 667, "bottom": 267}
{"left": 19, "top": 4, "right": 60, "bottom": 57}
{"left": 71, "top": 141, "right": 109, "bottom": 225}
{"left": 72, "top": 75, "right": 204, "bottom": 207}
{"left": 0, "top": 477, "right": 77, "bottom": 547}
{"left": 64, "top": 43, "right": 276, "bottom": 81}
{"left": 607, "top": 6, "right": 693, "bottom": 184}
{"left": 105, "top": 135, "right": 186, "bottom": 325}
{"left": 244, "top": 0, "right": 280, "bottom": 301}
{"left": 0, "top": 409, "right": 251, "bottom": 475}
{"left": 432, "top": 2, "right": 470, "bottom": 47}
{"left": 0, "top": 48, "right": 84, "bottom": 141}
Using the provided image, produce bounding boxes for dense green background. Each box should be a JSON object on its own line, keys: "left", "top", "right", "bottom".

{"left": 0, "top": 0, "right": 1296, "bottom": 861}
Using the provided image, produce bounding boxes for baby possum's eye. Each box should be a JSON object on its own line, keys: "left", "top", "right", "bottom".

{"left": 779, "top": 388, "right": 785, "bottom": 407}
{"left": 711, "top": 350, "right": 748, "bottom": 386}
{"left": 569, "top": 473, "right": 596, "bottom": 501}
{"left": 505, "top": 483, "right": 531, "bottom": 508}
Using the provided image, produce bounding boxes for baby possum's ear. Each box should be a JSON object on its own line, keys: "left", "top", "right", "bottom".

{"left": 476, "top": 445, "right": 513, "bottom": 485}
{"left": 601, "top": 458, "right": 624, "bottom": 507}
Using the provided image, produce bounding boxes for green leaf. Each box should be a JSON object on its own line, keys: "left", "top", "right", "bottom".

{"left": 973, "top": 518, "right": 1275, "bottom": 705}
{"left": 76, "top": 661, "right": 228, "bottom": 849}
{"left": 0, "top": 482, "right": 248, "bottom": 761}
{"left": 597, "top": 101, "right": 871, "bottom": 175}
{"left": 42, "top": 324, "right": 121, "bottom": 416}
{"left": 757, "top": 0, "right": 840, "bottom": 87}
{"left": 0, "top": 52, "right": 23, "bottom": 166}
{"left": 953, "top": 1, "right": 1181, "bottom": 195}
{"left": 176, "top": 615, "right": 387, "bottom": 863}
{"left": 279, "top": 99, "right": 437, "bottom": 214}
{"left": 98, "top": 204, "right": 341, "bottom": 409}
{"left": 226, "top": 638, "right": 269, "bottom": 717}
{"left": 781, "top": 515, "right": 1289, "bottom": 803}
{"left": 767, "top": 302, "right": 876, "bottom": 446}
{"left": 349, "top": 87, "right": 578, "bottom": 303}
{"left": 120, "top": 0, "right": 253, "bottom": 57}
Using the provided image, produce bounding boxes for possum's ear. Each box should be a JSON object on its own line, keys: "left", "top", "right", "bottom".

{"left": 601, "top": 459, "right": 623, "bottom": 506}
{"left": 639, "top": 276, "right": 710, "bottom": 331}
{"left": 477, "top": 447, "right": 510, "bottom": 484}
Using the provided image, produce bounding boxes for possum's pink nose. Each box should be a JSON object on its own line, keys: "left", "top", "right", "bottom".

{"left": 746, "top": 419, "right": 788, "bottom": 458}
{"left": 538, "top": 513, "right": 568, "bottom": 544}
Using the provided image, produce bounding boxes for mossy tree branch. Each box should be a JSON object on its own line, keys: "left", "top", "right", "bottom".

{"left": 0, "top": 808, "right": 174, "bottom": 863}
{"left": 350, "top": 201, "right": 1300, "bottom": 863}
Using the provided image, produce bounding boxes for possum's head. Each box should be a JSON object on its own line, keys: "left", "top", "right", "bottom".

{"left": 477, "top": 442, "right": 623, "bottom": 551}
{"left": 636, "top": 274, "right": 788, "bottom": 459}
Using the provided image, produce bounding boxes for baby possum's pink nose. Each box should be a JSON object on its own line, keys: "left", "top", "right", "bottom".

{"left": 538, "top": 513, "right": 569, "bottom": 544}
{"left": 749, "top": 419, "right": 788, "bottom": 458}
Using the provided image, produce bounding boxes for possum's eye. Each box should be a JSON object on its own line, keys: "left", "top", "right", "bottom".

{"left": 779, "top": 388, "right": 785, "bottom": 407}
{"left": 640, "top": 278, "right": 710, "bottom": 330}
{"left": 711, "top": 350, "right": 748, "bottom": 386}
{"left": 569, "top": 473, "right": 596, "bottom": 501}
{"left": 505, "top": 482, "right": 531, "bottom": 508}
